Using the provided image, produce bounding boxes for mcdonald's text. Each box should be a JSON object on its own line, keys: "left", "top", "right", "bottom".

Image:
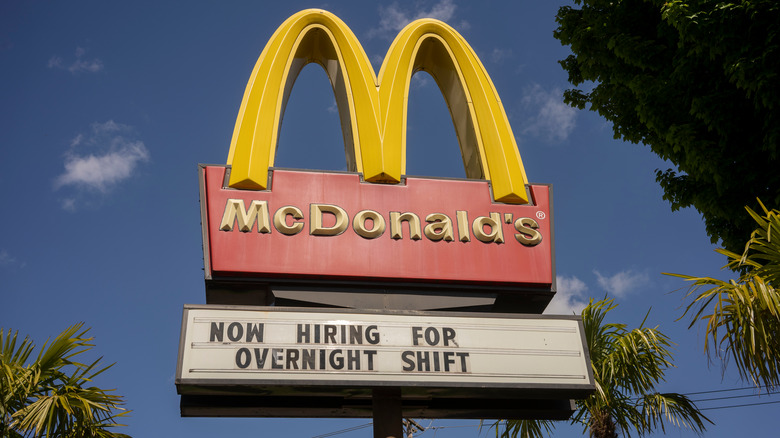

{"left": 219, "top": 199, "right": 543, "bottom": 246}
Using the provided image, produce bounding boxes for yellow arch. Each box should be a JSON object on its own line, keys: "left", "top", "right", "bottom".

{"left": 227, "top": 9, "right": 529, "bottom": 204}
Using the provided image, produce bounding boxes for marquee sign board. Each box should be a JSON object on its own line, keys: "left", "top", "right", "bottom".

{"left": 176, "top": 305, "right": 593, "bottom": 418}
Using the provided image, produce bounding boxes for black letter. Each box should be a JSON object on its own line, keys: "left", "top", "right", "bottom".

{"left": 210, "top": 322, "right": 224, "bottom": 342}
{"left": 443, "top": 351, "right": 455, "bottom": 372}
{"left": 401, "top": 351, "right": 415, "bottom": 371}
{"left": 412, "top": 327, "right": 423, "bottom": 346}
{"left": 255, "top": 348, "right": 269, "bottom": 368}
{"left": 365, "top": 350, "right": 377, "bottom": 370}
{"left": 286, "top": 349, "right": 300, "bottom": 369}
{"left": 443, "top": 327, "right": 456, "bottom": 346}
{"left": 424, "top": 327, "right": 440, "bottom": 346}
{"left": 297, "top": 324, "right": 310, "bottom": 343}
{"left": 366, "top": 325, "right": 380, "bottom": 344}
{"left": 301, "top": 349, "right": 316, "bottom": 370}
{"left": 246, "top": 323, "right": 263, "bottom": 342}
{"left": 349, "top": 325, "right": 363, "bottom": 344}
{"left": 456, "top": 352, "right": 469, "bottom": 372}
{"left": 347, "top": 349, "right": 360, "bottom": 370}
{"left": 227, "top": 322, "right": 243, "bottom": 342}
{"left": 271, "top": 348, "right": 284, "bottom": 369}
{"left": 329, "top": 349, "right": 344, "bottom": 370}
{"left": 324, "top": 325, "right": 337, "bottom": 344}
{"left": 235, "top": 348, "right": 250, "bottom": 369}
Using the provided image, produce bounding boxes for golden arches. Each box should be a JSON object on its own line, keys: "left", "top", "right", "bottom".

{"left": 227, "top": 9, "right": 529, "bottom": 204}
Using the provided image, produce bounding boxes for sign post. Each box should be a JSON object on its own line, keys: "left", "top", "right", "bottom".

{"left": 373, "top": 388, "right": 402, "bottom": 438}
{"left": 178, "top": 8, "right": 594, "bottom": 433}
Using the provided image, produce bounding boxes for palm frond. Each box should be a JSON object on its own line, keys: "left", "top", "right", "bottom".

{"left": 638, "top": 393, "right": 710, "bottom": 435}
{"left": 499, "top": 419, "right": 556, "bottom": 438}
{"left": 573, "top": 298, "right": 707, "bottom": 437}
{"left": 1, "top": 324, "right": 130, "bottom": 438}
{"left": 670, "top": 204, "right": 780, "bottom": 390}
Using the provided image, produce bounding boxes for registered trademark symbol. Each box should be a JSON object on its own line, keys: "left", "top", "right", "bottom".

{"left": 536, "top": 211, "right": 546, "bottom": 220}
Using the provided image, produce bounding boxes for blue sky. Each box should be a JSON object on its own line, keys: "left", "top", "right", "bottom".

{"left": 1, "top": 0, "right": 777, "bottom": 436}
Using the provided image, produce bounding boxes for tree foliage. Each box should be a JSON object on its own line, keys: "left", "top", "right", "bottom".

{"left": 554, "top": 0, "right": 780, "bottom": 254}
{"left": 0, "top": 323, "right": 130, "bottom": 438}
{"left": 670, "top": 201, "right": 780, "bottom": 390}
{"left": 500, "top": 298, "right": 708, "bottom": 438}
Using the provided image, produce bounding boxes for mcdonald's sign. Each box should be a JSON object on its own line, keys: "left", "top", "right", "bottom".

{"left": 199, "top": 9, "right": 555, "bottom": 303}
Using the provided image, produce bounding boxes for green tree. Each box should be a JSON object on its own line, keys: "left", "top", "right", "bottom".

{"left": 669, "top": 201, "right": 780, "bottom": 389}
{"left": 554, "top": 0, "right": 780, "bottom": 254}
{"left": 500, "top": 298, "right": 709, "bottom": 438}
{"left": 0, "top": 323, "right": 130, "bottom": 438}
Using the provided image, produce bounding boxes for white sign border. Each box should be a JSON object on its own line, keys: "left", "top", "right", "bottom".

{"left": 176, "top": 304, "right": 595, "bottom": 395}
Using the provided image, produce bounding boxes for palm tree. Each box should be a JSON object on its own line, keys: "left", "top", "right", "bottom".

{"left": 670, "top": 201, "right": 780, "bottom": 390}
{"left": 0, "top": 323, "right": 130, "bottom": 438}
{"left": 500, "top": 298, "right": 709, "bottom": 438}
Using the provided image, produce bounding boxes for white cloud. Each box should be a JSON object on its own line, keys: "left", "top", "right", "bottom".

{"left": 593, "top": 269, "right": 649, "bottom": 298}
{"left": 490, "top": 48, "right": 513, "bottom": 64}
{"left": 55, "top": 121, "right": 149, "bottom": 208}
{"left": 0, "top": 250, "right": 24, "bottom": 269}
{"left": 47, "top": 56, "right": 63, "bottom": 68}
{"left": 61, "top": 198, "right": 77, "bottom": 211}
{"left": 411, "top": 73, "right": 432, "bottom": 89}
{"left": 519, "top": 83, "right": 577, "bottom": 142}
{"left": 544, "top": 275, "right": 589, "bottom": 315}
{"left": 48, "top": 47, "right": 103, "bottom": 74}
{"left": 369, "top": 0, "right": 467, "bottom": 40}
{"left": 57, "top": 144, "right": 148, "bottom": 192}
{"left": 69, "top": 133, "right": 84, "bottom": 147}
{"left": 0, "top": 250, "right": 16, "bottom": 266}
{"left": 93, "top": 120, "right": 126, "bottom": 134}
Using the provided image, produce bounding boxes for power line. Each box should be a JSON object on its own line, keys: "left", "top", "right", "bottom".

{"left": 681, "top": 386, "right": 758, "bottom": 396}
{"left": 631, "top": 385, "right": 769, "bottom": 402}
{"left": 692, "top": 391, "right": 779, "bottom": 403}
{"left": 427, "top": 423, "right": 482, "bottom": 430}
{"left": 312, "top": 387, "right": 779, "bottom": 437}
{"left": 311, "top": 422, "right": 372, "bottom": 438}
{"left": 310, "top": 420, "right": 484, "bottom": 438}
{"left": 699, "top": 399, "right": 780, "bottom": 411}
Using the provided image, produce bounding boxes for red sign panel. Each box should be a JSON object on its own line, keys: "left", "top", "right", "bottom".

{"left": 201, "top": 166, "right": 553, "bottom": 290}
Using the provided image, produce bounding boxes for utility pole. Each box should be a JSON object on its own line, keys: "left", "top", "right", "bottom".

{"left": 403, "top": 419, "right": 425, "bottom": 438}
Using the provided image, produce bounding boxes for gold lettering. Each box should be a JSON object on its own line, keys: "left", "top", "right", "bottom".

{"left": 456, "top": 211, "right": 470, "bottom": 242}
{"left": 514, "top": 217, "right": 542, "bottom": 246}
{"left": 273, "top": 205, "right": 304, "bottom": 235}
{"left": 310, "top": 204, "right": 349, "bottom": 236}
{"left": 353, "top": 210, "right": 386, "bottom": 239}
{"left": 222, "top": 200, "right": 538, "bottom": 246}
{"left": 390, "top": 212, "right": 421, "bottom": 240}
{"left": 424, "top": 213, "right": 454, "bottom": 241}
{"left": 219, "top": 199, "right": 271, "bottom": 233}
{"left": 472, "top": 212, "right": 504, "bottom": 243}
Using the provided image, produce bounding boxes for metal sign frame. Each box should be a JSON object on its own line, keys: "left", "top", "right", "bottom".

{"left": 200, "top": 165, "right": 556, "bottom": 311}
